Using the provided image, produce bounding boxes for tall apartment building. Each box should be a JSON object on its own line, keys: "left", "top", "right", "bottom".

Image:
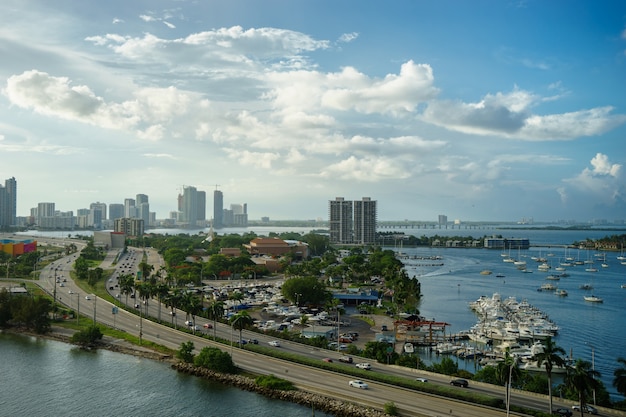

{"left": 329, "top": 197, "right": 377, "bottom": 245}
{"left": 37, "top": 202, "right": 56, "bottom": 226}
{"left": 0, "top": 177, "right": 17, "bottom": 228}
{"left": 354, "top": 197, "right": 377, "bottom": 245}
{"left": 213, "top": 189, "right": 223, "bottom": 229}
{"left": 114, "top": 217, "right": 144, "bottom": 237}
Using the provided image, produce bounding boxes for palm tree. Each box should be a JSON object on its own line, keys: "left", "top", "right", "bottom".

{"left": 206, "top": 300, "right": 225, "bottom": 340}
{"left": 187, "top": 295, "right": 203, "bottom": 333}
{"left": 613, "top": 357, "right": 626, "bottom": 398}
{"left": 229, "top": 310, "right": 254, "bottom": 346}
{"left": 496, "top": 349, "right": 520, "bottom": 416}
{"left": 535, "top": 336, "right": 567, "bottom": 414}
{"left": 118, "top": 274, "right": 135, "bottom": 306}
{"left": 565, "top": 359, "right": 601, "bottom": 416}
{"left": 154, "top": 283, "right": 169, "bottom": 323}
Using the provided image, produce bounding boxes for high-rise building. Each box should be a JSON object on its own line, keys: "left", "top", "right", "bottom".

{"left": 213, "top": 190, "right": 223, "bottom": 229}
{"left": 124, "top": 198, "right": 136, "bottom": 218}
{"left": 109, "top": 203, "right": 124, "bottom": 221}
{"left": 180, "top": 186, "right": 205, "bottom": 227}
{"left": 90, "top": 202, "right": 107, "bottom": 220}
{"left": 329, "top": 197, "right": 377, "bottom": 245}
{"left": 354, "top": 197, "right": 377, "bottom": 245}
{"left": 37, "top": 202, "right": 56, "bottom": 225}
{"left": 0, "top": 177, "right": 17, "bottom": 228}
{"left": 329, "top": 197, "right": 354, "bottom": 244}
{"left": 136, "top": 194, "right": 150, "bottom": 227}
{"left": 197, "top": 191, "right": 206, "bottom": 222}
{"left": 114, "top": 217, "right": 144, "bottom": 237}
{"left": 438, "top": 215, "right": 447, "bottom": 227}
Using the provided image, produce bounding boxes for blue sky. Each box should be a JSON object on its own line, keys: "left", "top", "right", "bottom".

{"left": 1, "top": 0, "right": 625, "bottom": 223}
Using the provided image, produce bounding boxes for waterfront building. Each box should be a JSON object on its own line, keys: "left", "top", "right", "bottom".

{"left": 124, "top": 198, "right": 137, "bottom": 218}
{"left": 109, "top": 203, "right": 124, "bottom": 221}
{"left": 0, "top": 177, "right": 17, "bottom": 228}
{"left": 114, "top": 217, "right": 144, "bottom": 237}
{"left": 354, "top": 197, "right": 377, "bottom": 245}
{"left": 484, "top": 237, "right": 530, "bottom": 249}
{"left": 329, "top": 197, "right": 377, "bottom": 245}
{"left": 213, "top": 189, "right": 223, "bottom": 228}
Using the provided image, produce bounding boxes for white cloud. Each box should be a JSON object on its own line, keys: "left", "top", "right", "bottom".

{"left": 423, "top": 88, "right": 626, "bottom": 140}
{"left": 338, "top": 32, "right": 358, "bottom": 43}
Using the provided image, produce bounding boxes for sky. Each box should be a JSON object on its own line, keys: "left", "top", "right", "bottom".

{"left": 1, "top": 1, "right": 625, "bottom": 223}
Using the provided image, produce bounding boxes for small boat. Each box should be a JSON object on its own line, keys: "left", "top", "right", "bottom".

{"left": 621, "top": 284, "right": 626, "bottom": 289}
{"left": 579, "top": 284, "right": 593, "bottom": 290}
{"left": 403, "top": 342, "right": 415, "bottom": 354}
{"left": 555, "top": 289, "right": 568, "bottom": 297}
{"left": 601, "top": 263, "right": 609, "bottom": 268}
{"left": 496, "top": 273, "right": 505, "bottom": 278}
{"left": 539, "top": 283, "right": 557, "bottom": 291}
{"left": 480, "top": 270, "right": 492, "bottom": 275}
{"left": 584, "top": 295, "right": 603, "bottom": 303}
{"left": 545, "top": 275, "right": 560, "bottom": 281}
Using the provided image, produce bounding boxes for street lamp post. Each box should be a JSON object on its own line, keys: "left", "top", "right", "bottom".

{"left": 92, "top": 295, "right": 97, "bottom": 325}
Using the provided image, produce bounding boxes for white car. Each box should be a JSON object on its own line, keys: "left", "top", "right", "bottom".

{"left": 268, "top": 340, "right": 281, "bottom": 347}
{"left": 348, "top": 380, "right": 368, "bottom": 389}
{"left": 415, "top": 377, "right": 428, "bottom": 383}
{"left": 572, "top": 405, "right": 598, "bottom": 415}
{"left": 355, "top": 363, "right": 371, "bottom": 370}
{"left": 85, "top": 296, "right": 91, "bottom": 300}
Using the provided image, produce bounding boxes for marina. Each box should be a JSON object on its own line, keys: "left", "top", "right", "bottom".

{"left": 388, "top": 227, "right": 626, "bottom": 399}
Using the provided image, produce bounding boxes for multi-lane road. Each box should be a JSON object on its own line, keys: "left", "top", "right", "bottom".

{"left": 34, "top": 244, "right": 618, "bottom": 417}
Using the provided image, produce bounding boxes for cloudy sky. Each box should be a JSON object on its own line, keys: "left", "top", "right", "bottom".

{"left": 1, "top": 1, "right": 625, "bottom": 223}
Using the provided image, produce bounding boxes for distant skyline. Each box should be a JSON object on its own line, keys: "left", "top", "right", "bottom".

{"left": 1, "top": 1, "right": 625, "bottom": 222}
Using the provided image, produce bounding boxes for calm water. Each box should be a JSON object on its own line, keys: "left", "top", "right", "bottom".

{"left": 0, "top": 332, "right": 327, "bottom": 417}
{"left": 387, "top": 227, "right": 626, "bottom": 399}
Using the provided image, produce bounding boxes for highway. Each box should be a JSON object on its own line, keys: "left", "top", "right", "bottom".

{"left": 35, "top": 245, "right": 618, "bottom": 417}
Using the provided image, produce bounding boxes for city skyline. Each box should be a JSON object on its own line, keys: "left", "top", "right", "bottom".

{"left": 1, "top": 1, "right": 625, "bottom": 222}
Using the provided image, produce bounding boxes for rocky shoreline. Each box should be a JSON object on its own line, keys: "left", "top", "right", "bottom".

{"left": 173, "top": 362, "right": 390, "bottom": 417}
{"left": 10, "top": 326, "right": 390, "bottom": 417}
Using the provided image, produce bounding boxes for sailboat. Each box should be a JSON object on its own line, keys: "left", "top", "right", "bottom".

{"left": 618, "top": 244, "right": 626, "bottom": 261}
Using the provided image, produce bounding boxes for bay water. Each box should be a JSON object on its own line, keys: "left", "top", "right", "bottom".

{"left": 0, "top": 332, "right": 327, "bottom": 417}
{"left": 387, "top": 226, "right": 626, "bottom": 399}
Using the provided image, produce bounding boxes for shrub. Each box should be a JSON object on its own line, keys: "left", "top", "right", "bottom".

{"left": 194, "top": 346, "right": 237, "bottom": 373}
{"left": 255, "top": 374, "right": 296, "bottom": 391}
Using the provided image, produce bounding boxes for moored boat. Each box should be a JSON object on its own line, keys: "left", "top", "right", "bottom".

{"left": 584, "top": 295, "right": 603, "bottom": 303}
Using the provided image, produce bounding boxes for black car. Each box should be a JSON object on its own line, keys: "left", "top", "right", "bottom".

{"left": 450, "top": 379, "right": 469, "bottom": 388}
{"left": 554, "top": 408, "right": 573, "bottom": 417}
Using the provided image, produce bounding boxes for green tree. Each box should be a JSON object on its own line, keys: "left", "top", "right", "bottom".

{"left": 564, "top": 359, "right": 601, "bottom": 416}
{"left": 194, "top": 346, "right": 237, "bottom": 373}
{"left": 177, "top": 341, "right": 195, "bottom": 363}
{"left": 535, "top": 336, "right": 566, "bottom": 414}
{"left": 614, "top": 357, "right": 626, "bottom": 398}
{"left": 206, "top": 300, "right": 225, "bottom": 340}
{"left": 281, "top": 276, "right": 331, "bottom": 307}
{"left": 71, "top": 325, "right": 103, "bottom": 347}
{"left": 229, "top": 311, "right": 254, "bottom": 345}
